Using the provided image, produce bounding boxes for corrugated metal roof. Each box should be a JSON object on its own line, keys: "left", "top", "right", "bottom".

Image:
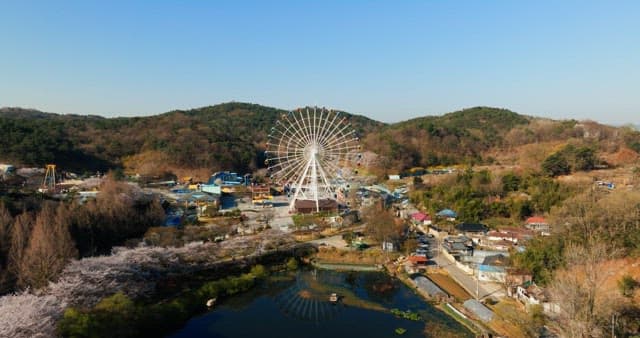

{"left": 413, "top": 276, "right": 447, "bottom": 297}
{"left": 463, "top": 299, "right": 494, "bottom": 322}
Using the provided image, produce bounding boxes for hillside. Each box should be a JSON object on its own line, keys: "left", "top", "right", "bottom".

{"left": 363, "top": 107, "right": 532, "bottom": 170}
{"left": 2, "top": 104, "right": 639, "bottom": 178}
{"left": 363, "top": 107, "right": 640, "bottom": 173}
{"left": 0, "top": 103, "right": 383, "bottom": 177}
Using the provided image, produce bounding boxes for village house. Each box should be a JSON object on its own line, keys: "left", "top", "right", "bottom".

{"left": 524, "top": 216, "right": 551, "bottom": 235}
{"left": 505, "top": 269, "right": 533, "bottom": 290}
{"left": 515, "top": 282, "right": 547, "bottom": 308}
{"left": 483, "top": 239, "right": 514, "bottom": 251}
{"left": 410, "top": 211, "right": 432, "bottom": 226}
{"left": 442, "top": 235, "right": 474, "bottom": 258}
{"left": 437, "top": 208, "right": 457, "bottom": 221}
{"left": 477, "top": 254, "right": 510, "bottom": 283}
{"left": 484, "top": 226, "right": 535, "bottom": 248}
{"left": 456, "top": 223, "right": 488, "bottom": 244}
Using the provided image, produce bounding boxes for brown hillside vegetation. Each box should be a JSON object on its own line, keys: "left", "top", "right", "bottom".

{"left": 550, "top": 254, "right": 640, "bottom": 337}
{"left": 0, "top": 103, "right": 382, "bottom": 175}
{"left": 3, "top": 104, "right": 640, "bottom": 178}
{"left": 602, "top": 146, "right": 640, "bottom": 166}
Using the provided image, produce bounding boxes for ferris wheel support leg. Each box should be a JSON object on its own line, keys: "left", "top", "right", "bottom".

{"left": 316, "top": 161, "right": 333, "bottom": 200}
{"left": 310, "top": 154, "right": 319, "bottom": 213}
{"left": 289, "top": 155, "right": 314, "bottom": 212}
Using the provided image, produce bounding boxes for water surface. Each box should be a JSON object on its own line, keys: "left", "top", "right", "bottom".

{"left": 170, "top": 269, "right": 472, "bottom": 338}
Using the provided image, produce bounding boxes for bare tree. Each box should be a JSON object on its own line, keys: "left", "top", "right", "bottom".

{"left": 362, "top": 204, "right": 403, "bottom": 243}
{"left": 0, "top": 203, "right": 13, "bottom": 288}
{"left": 548, "top": 241, "right": 620, "bottom": 337}
{"left": 0, "top": 203, "right": 12, "bottom": 266}
{"left": 551, "top": 190, "right": 640, "bottom": 254}
{"left": 19, "top": 204, "right": 77, "bottom": 288}
{"left": 8, "top": 212, "right": 34, "bottom": 286}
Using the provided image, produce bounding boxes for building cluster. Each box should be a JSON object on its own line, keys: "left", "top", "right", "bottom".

{"left": 401, "top": 203, "right": 557, "bottom": 310}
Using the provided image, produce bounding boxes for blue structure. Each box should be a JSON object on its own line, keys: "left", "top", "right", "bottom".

{"left": 164, "top": 214, "right": 182, "bottom": 227}
{"left": 208, "top": 171, "right": 244, "bottom": 186}
{"left": 437, "top": 209, "right": 458, "bottom": 218}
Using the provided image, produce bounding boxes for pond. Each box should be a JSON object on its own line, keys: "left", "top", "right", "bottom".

{"left": 170, "top": 269, "right": 473, "bottom": 338}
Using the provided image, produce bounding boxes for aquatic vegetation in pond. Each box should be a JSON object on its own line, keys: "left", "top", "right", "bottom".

{"left": 390, "top": 308, "right": 422, "bottom": 321}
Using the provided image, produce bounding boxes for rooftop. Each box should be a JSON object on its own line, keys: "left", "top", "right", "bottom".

{"left": 525, "top": 216, "right": 547, "bottom": 224}
{"left": 482, "top": 254, "right": 510, "bottom": 267}
{"left": 456, "top": 223, "right": 488, "bottom": 233}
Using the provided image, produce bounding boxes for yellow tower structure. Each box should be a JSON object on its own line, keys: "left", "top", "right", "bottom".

{"left": 42, "top": 164, "right": 57, "bottom": 192}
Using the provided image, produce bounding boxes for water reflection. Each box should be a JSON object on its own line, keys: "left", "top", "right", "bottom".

{"left": 170, "top": 269, "right": 473, "bottom": 338}
{"left": 274, "top": 271, "right": 345, "bottom": 323}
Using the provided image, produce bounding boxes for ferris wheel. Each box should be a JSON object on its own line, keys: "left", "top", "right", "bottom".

{"left": 265, "top": 107, "right": 360, "bottom": 212}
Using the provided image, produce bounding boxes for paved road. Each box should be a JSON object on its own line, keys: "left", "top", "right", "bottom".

{"left": 433, "top": 251, "right": 504, "bottom": 300}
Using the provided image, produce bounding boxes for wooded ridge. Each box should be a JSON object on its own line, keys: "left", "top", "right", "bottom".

{"left": 2, "top": 103, "right": 639, "bottom": 178}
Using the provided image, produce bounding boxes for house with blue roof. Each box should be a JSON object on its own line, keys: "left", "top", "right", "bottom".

{"left": 436, "top": 208, "right": 457, "bottom": 221}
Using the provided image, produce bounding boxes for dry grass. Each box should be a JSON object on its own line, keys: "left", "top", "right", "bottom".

{"left": 426, "top": 272, "right": 472, "bottom": 301}
{"left": 487, "top": 298, "right": 530, "bottom": 338}
{"left": 493, "top": 141, "right": 566, "bottom": 170}
{"left": 557, "top": 166, "right": 636, "bottom": 187}
{"left": 584, "top": 257, "right": 640, "bottom": 302}
{"left": 601, "top": 146, "right": 640, "bottom": 167}
{"left": 315, "top": 246, "right": 392, "bottom": 265}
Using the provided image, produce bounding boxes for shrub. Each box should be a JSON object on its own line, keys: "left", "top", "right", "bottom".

{"left": 618, "top": 275, "right": 638, "bottom": 297}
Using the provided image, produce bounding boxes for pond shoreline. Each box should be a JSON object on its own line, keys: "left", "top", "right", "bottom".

{"left": 312, "top": 255, "right": 489, "bottom": 336}
{"left": 172, "top": 267, "right": 473, "bottom": 338}
{"left": 311, "top": 260, "right": 382, "bottom": 271}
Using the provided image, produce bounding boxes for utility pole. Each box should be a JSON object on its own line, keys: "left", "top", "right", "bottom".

{"left": 476, "top": 268, "right": 480, "bottom": 299}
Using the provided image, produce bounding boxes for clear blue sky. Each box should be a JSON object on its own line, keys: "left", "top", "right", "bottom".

{"left": 1, "top": 1, "right": 639, "bottom": 124}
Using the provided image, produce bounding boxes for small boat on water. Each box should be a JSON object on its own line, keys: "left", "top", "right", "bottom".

{"left": 329, "top": 293, "right": 339, "bottom": 303}
{"left": 206, "top": 298, "right": 217, "bottom": 308}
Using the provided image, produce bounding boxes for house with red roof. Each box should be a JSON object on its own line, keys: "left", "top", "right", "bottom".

{"left": 410, "top": 211, "right": 432, "bottom": 225}
{"left": 408, "top": 255, "right": 429, "bottom": 265}
{"left": 524, "top": 216, "right": 550, "bottom": 235}
{"left": 487, "top": 227, "right": 535, "bottom": 244}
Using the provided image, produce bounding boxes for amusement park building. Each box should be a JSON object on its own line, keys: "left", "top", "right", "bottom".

{"left": 294, "top": 199, "right": 338, "bottom": 214}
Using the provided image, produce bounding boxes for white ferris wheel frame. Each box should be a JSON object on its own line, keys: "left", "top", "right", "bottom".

{"left": 266, "top": 107, "right": 360, "bottom": 212}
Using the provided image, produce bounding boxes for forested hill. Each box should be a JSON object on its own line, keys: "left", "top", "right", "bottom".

{"left": 2, "top": 103, "right": 640, "bottom": 177}
{"left": 363, "top": 107, "right": 532, "bottom": 169}
{"left": 0, "top": 103, "right": 383, "bottom": 175}
{"left": 363, "top": 106, "right": 640, "bottom": 172}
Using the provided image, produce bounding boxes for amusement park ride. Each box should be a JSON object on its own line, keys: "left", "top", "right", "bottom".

{"left": 265, "top": 107, "right": 361, "bottom": 213}
{"left": 38, "top": 164, "right": 57, "bottom": 193}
